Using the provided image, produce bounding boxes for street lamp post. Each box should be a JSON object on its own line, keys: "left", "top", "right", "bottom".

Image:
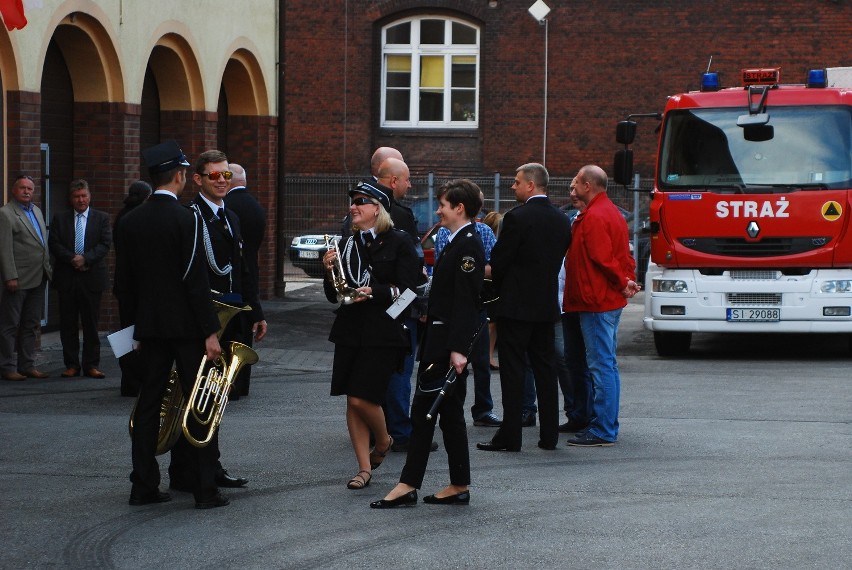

{"left": 528, "top": 0, "right": 551, "bottom": 166}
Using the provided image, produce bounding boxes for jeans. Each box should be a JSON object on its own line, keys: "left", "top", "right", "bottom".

{"left": 470, "top": 310, "right": 494, "bottom": 420}
{"left": 385, "top": 317, "right": 417, "bottom": 443}
{"left": 553, "top": 319, "right": 572, "bottom": 418}
{"left": 522, "top": 359, "right": 537, "bottom": 414}
{"left": 561, "top": 312, "right": 592, "bottom": 424}
{"left": 578, "top": 308, "right": 622, "bottom": 442}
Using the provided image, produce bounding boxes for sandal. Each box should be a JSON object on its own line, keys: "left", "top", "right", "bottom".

{"left": 347, "top": 470, "right": 372, "bottom": 490}
{"left": 369, "top": 436, "right": 393, "bottom": 469}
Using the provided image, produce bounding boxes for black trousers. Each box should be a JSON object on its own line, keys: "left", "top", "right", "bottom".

{"left": 117, "top": 297, "right": 143, "bottom": 396}
{"left": 57, "top": 282, "right": 102, "bottom": 370}
{"left": 130, "top": 337, "right": 218, "bottom": 498}
{"left": 400, "top": 366, "right": 470, "bottom": 489}
{"left": 492, "top": 318, "right": 559, "bottom": 448}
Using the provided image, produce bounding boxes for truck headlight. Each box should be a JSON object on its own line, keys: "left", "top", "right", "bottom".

{"left": 820, "top": 280, "right": 852, "bottom": 293}
{"left": 653, "top": 279, "right": 689, "bottom": 293}
{"left": 291, "top": 237, "right": 299, "bottom": 247}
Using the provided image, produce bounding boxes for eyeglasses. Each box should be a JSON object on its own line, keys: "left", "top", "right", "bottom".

{"left": 201, "top": 170, "right": 233, "bottom": 180}
{"left": 351, "top": 197, "right": 376, "bottom": 206}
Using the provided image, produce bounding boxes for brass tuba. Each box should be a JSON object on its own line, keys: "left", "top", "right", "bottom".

{"left": 127, "top": 299, "right": 253, "bottom": 454}
{"left": 181, "top": 340, "right": 258, "bottom": 447}
{"left": 324, "top": 234, "right": 372, "bottom": 304}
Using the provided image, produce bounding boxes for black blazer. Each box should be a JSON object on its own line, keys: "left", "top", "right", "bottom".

{"left": 422, "top": 223, "right": 485, "bottom": 361}
{"left": 48, "top": 208, "right": 112, "bottom": 292}
{"left": 114, "top": 194, "right": 220, "bottom": 341}
{"left": 489, "top": 196, "right": 572, "bottom": 322}
{"left": 325, "top": 228, "right": 420, "bottom": 347}
{"left": 223, "top": 186, "right": 266, "bottom": 293}
{"left": 192, "top": 197, "right": 264, "bottom": 323}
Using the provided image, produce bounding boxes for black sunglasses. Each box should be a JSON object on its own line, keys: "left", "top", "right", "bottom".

{"left": 351, "top": 197, "right": 376, "bottom": 206}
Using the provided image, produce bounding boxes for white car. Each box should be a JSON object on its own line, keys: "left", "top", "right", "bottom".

{"left": 289, "top": 231, "right": 341, "bottom": 278}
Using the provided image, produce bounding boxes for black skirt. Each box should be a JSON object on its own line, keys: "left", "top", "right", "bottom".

{"left": 331, "top": 344, "right": 403, "bottom": 404}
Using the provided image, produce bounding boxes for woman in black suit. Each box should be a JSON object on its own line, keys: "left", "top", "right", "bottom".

{"left": 322, "top": 181, "right": 420, "bottom": 490}
{"left": 371, "top": 179, "right": 485, "bottom": 508}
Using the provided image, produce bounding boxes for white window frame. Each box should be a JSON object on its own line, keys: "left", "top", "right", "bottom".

{"left": 381, "top": 16, "right": 480, "bottom": 129}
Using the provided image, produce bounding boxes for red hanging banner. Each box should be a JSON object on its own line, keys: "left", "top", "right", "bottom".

{"left": 0, "top": 0, "right": 28, "bottom": 31}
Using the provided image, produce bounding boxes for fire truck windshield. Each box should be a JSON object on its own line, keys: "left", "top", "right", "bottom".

{"left": 659, "top": 106, "right": 852, "bottom": 192}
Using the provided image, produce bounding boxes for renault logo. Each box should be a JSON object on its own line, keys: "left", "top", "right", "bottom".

{"left": 746, "top": 221, "right": 760, "bottom": 238}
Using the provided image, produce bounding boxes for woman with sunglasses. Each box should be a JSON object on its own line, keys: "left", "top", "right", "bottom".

{"left": 322, "top": 181, "right": 421, "bottom": 491}
{"left": 370, "top": 179, "right": 485, "bottom": 508}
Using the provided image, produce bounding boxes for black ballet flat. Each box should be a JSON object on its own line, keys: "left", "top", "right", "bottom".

{"left": 369, "top": 490, "right": 417, "bottom": 509}
{"left": 423, "top": 491, "right": 470, "bottom": 505}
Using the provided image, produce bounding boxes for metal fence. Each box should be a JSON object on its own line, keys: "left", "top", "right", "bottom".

{"left": 281, "top": 174, "right": 653, "bottom": 280}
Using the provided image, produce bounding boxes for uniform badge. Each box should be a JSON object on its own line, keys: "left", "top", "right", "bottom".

{"left": 460, "top": 256, "right": 476, "bottom": 273}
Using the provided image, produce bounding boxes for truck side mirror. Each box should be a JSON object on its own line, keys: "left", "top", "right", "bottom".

{"left": 613, "top": 149, "right": 634, "bottom": 186}
{"left": 616, "top": 120, "right": 637, "bottom": 145}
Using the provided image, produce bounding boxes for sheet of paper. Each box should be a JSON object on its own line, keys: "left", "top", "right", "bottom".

{"left": 107, "top": 325, "right": 137, "bottom": 358}
{"left": 386, "top": 288, "right": 417, "bottom": 320}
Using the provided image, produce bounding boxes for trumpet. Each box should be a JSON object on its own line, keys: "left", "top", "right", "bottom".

{"left": 324, "top": 234, "right": 372, "bottom": 304}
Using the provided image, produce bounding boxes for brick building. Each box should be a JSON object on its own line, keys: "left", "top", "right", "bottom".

{"left": 1, "top": 0, "right": 278, "bottom": 331}
{"left": 281, "top": 0, "right": 851, "bottom": 178}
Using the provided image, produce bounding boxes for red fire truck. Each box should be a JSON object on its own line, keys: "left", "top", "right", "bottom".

{"left": 615, "top": 67, "right": 852, "bottom": 356}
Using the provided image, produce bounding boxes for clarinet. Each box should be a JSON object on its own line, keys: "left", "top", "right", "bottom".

{"left": 424, "top": 319, "right": 488, "bottom": 421}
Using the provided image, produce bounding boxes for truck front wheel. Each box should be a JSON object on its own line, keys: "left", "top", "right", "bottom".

{"left": 654, "top": 331, "right": 692, "bottom": 357}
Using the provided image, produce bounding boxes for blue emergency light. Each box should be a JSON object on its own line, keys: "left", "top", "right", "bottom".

{"left": 701, "top": 72, "right": 720, "bottom": 92}
{"left": 807, "top": 69, "right": 827, "bottom": 88}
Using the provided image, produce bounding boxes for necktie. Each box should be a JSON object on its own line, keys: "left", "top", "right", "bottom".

{"left": 362, "top": 232, "right": 374, "bottom": 246}
{"left": 218, "top": 208, "right": 229, "bottom": 232}
{"left": 74, "top": 213, "right": 84, "bottom": 255}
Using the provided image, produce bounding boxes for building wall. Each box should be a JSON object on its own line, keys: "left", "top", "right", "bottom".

{"left": 282, "top": 0, "right": 851, "bottom": 178}
{"left": 0, "top": 0, "right": 279, "bottom": 332}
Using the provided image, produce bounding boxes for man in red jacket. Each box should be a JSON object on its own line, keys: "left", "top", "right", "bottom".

{"left": 563, "top": 165, "right": 640, "bottom": 446}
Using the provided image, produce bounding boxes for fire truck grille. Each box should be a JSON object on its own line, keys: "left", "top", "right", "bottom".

{"left": 680, "top": 237, "right": 831, "bottom": 257}
{"left": 726, "top": 293, "right": 782, "bottom": 305}
{"left": 730, "top": 270, "right": 780, "bottom": 280}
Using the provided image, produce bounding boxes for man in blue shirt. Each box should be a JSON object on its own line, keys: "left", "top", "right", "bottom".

{"left": 0, "top": 175, "right": 53, "bottom": 381}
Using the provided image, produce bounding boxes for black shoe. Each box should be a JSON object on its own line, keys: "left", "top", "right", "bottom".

{"left": 473, "top": 413, "right": 502, "bottom": 427}
{"left": 476, "top": 440, "right": 521, "bottom": 452}
{"left": 566, "top": 432, "right": 615, "bottom": 447}
{"left": 423, "top": 491, "right": 470, "bottom": 505}
{"left": 558, "top": 419, "right": 588, "bottom": 433}
{"left": 129, "top": 489, "right": 171, "bottom": 506}
{"left": 521, "top": 410, "right": 536, "bottom": 427}
{"left": 216, "top": 469, "right": 248, "bottom": 488}
{"left": 537, "top": 440, "right": 557, "bottom": 450}
{"left": 370, "top": 490, "right": 418, "bottom": 509}
{"left": 195, "top": 491, "right": 230, "bottom": 509}
{"left": 390, "top": 441, "right": 439, "bottom": 453}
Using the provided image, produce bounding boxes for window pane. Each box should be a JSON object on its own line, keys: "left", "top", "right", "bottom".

{"left": 386, "top": 90, "right": 410, "bottom": 121}
{"left": 451, "top": 90, "right": 476, "bottom": 121}
{"left": 386, "top": 22, "right": 410, "bottom": 44}
{"left": 451, "top": 56, "right": 476, "bottom": 88}
{"left": 386, "top": 55, "right": 411, "bottom": 88}
{"left": 419, "top": 90, "right": 443, "bottom": 121}
{"left": 420, "top": 20, "right": 445, "bottom": 44}
{"left": 420, "top": 56, "right": 444, "bottom": 88}
{"left": 452, "top": 22, "right": 476, "bottom": 45}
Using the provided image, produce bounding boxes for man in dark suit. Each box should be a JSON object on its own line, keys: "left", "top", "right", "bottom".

{"left": 223, "top": 162, "right": 267, "bottom": 397}
{"left": 48, "top": 179, "right": 112, "bottom": 379}
{"left": 477, "top": 163, "right": 572, "bottom": 452}
{"left": 0, "top": 175, "right": 53, "bottom": 381}
{"left": 115, "top": 140, "right": 226, "bottom": 509}
{"left": 166, "top": 149, "right": 263, "bottom": 494}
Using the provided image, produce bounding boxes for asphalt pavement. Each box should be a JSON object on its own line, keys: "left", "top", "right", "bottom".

{"left": 1, "top": 283, "right": 850, "bottom": 569}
